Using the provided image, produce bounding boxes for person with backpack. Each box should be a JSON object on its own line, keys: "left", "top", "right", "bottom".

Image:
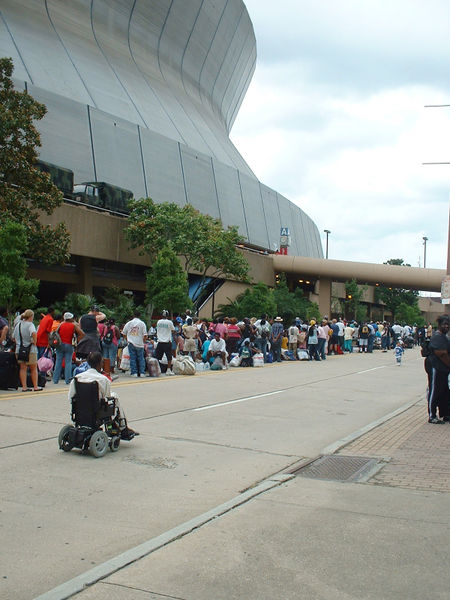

{"left": 358, "top": 322, "right": 370, "bottom": 353}
{"left": 12, "top": 309, "right": 42, "bottom": 392}
{"left": 53, "top": 312, "right": 84, "bottom": 385}
{"left": 99, "top": 318, "right": 120, "bottom": 374}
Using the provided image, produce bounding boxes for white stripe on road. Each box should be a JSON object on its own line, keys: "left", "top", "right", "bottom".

{"left": 194, "top": 390, "right": 285, "bottom": 411}
{"left": 195, "top": 366, "right": 387, "bottom": 412}
{"left": 355, "top": 366, "right": 387, "bottom": 375}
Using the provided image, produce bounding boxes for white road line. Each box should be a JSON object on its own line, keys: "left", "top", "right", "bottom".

{"left": 355, "top": 366, "right": 387, "bottom": 375}
{"left": 194, "top": 390, "right": 286, "bottom": 411}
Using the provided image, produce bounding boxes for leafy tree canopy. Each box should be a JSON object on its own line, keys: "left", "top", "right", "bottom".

{"left": 126, "top": 198, "right": 249, "bottom": 292}
{"left": 344, "top": 279, "right": 367, "bottom": 322}
{"left": 0, "top": 220, "right": 39, "bottom": 315}
{"left": 146, "top": 245, "right": 192, "bottom": 316}
{"left": 396, "top": 302, "right": 425, "bottom": 327}
{"left": 217, "top": 279, "right": 320, "bottom": 323}
{"left": 0, "top": 57, "right": 70, "bottom": 263}
{"left": 374, "top": 259, "right": 419, "bottom": 320}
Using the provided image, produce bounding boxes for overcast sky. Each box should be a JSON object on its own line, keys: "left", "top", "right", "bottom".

{"left": 230, "top": 0, "right": 450, "bottom": 270}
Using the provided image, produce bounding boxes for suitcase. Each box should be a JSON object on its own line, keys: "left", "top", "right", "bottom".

{"left": 0, "top": 351, "right": 19, "bottom": 390}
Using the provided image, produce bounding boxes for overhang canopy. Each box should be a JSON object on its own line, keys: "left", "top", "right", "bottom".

{"left": 273, "top": 255, "right": 445, "bottom": 293}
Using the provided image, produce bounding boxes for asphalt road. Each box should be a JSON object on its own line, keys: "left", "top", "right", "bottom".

{"left": 0, "top": 349, "right": 436, "bottom": 599}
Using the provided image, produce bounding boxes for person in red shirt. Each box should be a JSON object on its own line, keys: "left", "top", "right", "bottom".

{"left": 53, "top": 312, "right": 84, "bottom": 384}
{"left": 226, "top": 317, "right": 241, "bottom": 355}
{"left": 36, "top": 307, "right": 54, "bottom": 359}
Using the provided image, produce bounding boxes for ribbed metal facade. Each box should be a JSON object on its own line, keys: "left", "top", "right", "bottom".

{"left": 0, "top": 0, "right": 323, "bottom": 257}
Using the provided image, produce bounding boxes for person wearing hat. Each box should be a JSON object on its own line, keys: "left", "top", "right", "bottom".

{"left": 270, "top": 317, "right": 284, "bottom": 363}
{"left": 53, "top": 312, "right": 84, "bottom": 385}
{"left": 307, "top": 319, "right": 320, "bottom": 361}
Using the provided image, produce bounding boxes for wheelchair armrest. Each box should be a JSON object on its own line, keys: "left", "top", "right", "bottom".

{"left": 102, "top": 397, "right": 116, "bottom": 409}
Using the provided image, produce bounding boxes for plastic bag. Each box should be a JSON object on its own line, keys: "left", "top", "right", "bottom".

{"left": 146, "top": 357, "right": 161, "bottom": 377}
{"left": 253, "top": 353, "right": 264, "bottom": 367}
{"left": 172, "top": 356, "right": 196, "bottom": 375}
{"left": 120, "top": 345, "right": 130, "bottom": 371}
{"left": 297, "top": 349, "right": 309, "bottom": 361}
{"left": 229, "top": 355, "right": 241, "bottom": 367}
{"left": 37, "top": 348, "right": 53, "bottom": 373}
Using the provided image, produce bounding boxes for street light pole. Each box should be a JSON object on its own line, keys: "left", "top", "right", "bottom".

{"left": 324, "top": 229, "right": 331, "bottom": 259}
{"left": 423, "top": 236, "right": 428, "bottom": 268}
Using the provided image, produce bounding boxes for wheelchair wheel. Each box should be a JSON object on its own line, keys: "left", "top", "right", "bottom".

{"left": 109, "top": 436, "right": 120, "bottom": 452}
{"left": 58, "top": 425, "right": 74, "bottom": 452}
{"left": 88, "top": 431, "right": 109, "bottom": 458}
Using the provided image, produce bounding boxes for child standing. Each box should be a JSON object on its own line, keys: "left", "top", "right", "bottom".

{"left": 394, "top": 340, "right": 404, "bottom": 366}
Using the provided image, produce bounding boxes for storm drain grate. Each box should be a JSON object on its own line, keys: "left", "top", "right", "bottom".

{"left": 291, "top": 455, "right": 378, "bottom": 482}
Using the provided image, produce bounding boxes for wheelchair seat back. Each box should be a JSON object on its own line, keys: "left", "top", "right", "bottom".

{"left": 72, "top": 380, "right": 115, "bottom": 429}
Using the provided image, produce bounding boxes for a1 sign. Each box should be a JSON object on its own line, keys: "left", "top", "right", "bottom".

{"left": 280, "top": 227, "right": 290, "bottom": 236}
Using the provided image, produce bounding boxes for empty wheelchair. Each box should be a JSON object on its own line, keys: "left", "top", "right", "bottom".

{"left": 58, "top": 380, "right": 122, "bottom": 458}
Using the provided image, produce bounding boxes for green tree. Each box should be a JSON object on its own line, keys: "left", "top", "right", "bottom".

{"left": 344, "top": 279, "right": 367, "bottom": 322}
{"left": 396, "top": 302, "right": 425, "bottom": 327}
{"left": 126, "top": 198, "right": 249, "bottom": 301}
{"left": 273, "top": 275, "right": 317, "bottom": 324}
{"left": 0, "top": 220, "right": 39, "bottom": 315}
{"left": 102, "top": 286, "right": 137, "bottom": 326}
{"left": 273, "top": 276, "right": 297, "bottom": 322}
{"left": 305, "top": 302, "right": 321, "bottom": 323}
{"left": 53, "top": 293, "right": 98, "bottom": 319}
{"left": 0, "top": 57, "right": 70, "bottom": 263}
{"left": 146, "top": 246, "right": 192, "bottom": 316}
{"left": 374, "top": 259, "right": 419, "bottom": 321}
{"left": 217, "top": 282, "right": 276, "bottom": 320}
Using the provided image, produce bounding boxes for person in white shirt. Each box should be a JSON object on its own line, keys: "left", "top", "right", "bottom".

{"left": 288, "top": 323, "right": 299, "bottom": 354}
{"left": 207, "top": 332, "right": 228, "bottom": 366}
{"left": 122, "top": 311, "right": 147, "bottom": 377}
{"left": 68, "top": 352, "right": 138, "bottom": 440}
{"left": 344, "top": 324, "right": 355, "bottom": 353}
{"left": 391, "top": 323, "right": 403, "bottom": 344}
{"left": 155, "top": 310, "right": 175, "bottom": 375}
{"left": 337, "top": 318, "right": 345, "bottom": 351}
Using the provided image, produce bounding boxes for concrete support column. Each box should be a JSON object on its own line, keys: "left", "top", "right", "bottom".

{"left": 79, "top": 256, "right": 93, "bottom": 296}
{"left": 318, "top": 277, "right": 332, "bottom": 318}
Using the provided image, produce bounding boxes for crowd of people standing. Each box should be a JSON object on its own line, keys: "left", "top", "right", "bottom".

{"left": 1, "top": 305, "right": 448, "bottom": 425}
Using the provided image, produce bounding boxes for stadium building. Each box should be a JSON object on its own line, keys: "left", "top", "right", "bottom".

{"left": 2, "top": 0, "right": 323, "bottom": 309}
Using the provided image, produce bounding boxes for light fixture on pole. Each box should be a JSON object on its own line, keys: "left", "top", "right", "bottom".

{"left": 324, "top": 230, "right": 331, "bottom": 259}
{"left": 423, "top": 236, "right": 428, "bottom": 268}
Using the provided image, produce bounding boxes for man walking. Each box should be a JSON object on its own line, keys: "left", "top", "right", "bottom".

{"left": 122, "top": 311, "right": 147, "bottom": 377}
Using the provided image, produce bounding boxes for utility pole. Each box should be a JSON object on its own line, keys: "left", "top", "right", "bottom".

{"left": 324, "top": 230, "right": 331, "bottom": 259}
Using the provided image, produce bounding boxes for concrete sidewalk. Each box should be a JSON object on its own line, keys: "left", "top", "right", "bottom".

{"left": 62, "top": 399, "right": 450, "bottom": 600}
{"left": 340, "top": 401, "right": 450, "bottom": 493}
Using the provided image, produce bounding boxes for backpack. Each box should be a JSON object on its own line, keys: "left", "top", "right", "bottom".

{"left": 361, "top": 325, "right": 369, "bottom": 335}
{"left": 48, "top": 326, "right": 62, "bottom": 350}
{"left": 102, "top": 327, "right": 113, "bottom": 346}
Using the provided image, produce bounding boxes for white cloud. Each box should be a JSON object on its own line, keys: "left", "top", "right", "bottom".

{"left": 231, "top": 1, "right": 450, "bottom": 269}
